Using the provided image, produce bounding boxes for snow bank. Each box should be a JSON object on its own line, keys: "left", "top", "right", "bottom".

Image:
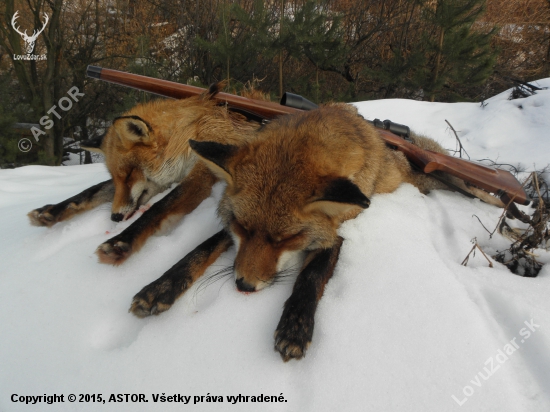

{"left": 0, "top": 84, "right": 549, "bottom": 412}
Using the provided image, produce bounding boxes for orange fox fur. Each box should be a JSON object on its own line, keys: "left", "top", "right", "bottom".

{"left": 129, "top": 103, "right": 502, "bottom": 361}
{"left": 28, "top": 85, "right": 260, "bottom": 264}
{"left": 28, "top": 90, "right": 508, "bottom": 360}
{"left": 195, "top": 103, "right": 461, "bottom": 290}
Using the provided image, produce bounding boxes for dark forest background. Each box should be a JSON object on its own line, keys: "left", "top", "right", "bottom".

{"left": 1, "top": 0, "right": 549, "bottom": 166}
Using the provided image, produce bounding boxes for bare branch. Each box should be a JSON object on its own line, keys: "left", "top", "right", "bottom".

{"left": 445, "top": 119, "right": 470, "bottom": 160}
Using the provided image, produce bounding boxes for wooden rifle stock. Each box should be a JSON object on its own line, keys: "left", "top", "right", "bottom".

{"left": 379, "top": 130, "right": 529, "bottom": 205}
{"left": 86, "top": 65, "right": 530, "bottom": 206}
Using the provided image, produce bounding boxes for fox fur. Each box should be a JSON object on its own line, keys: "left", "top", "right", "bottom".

{"left": 27, "top": 84, "right": 260, "bottom": 264}
{"left": 28, "top": 80, "right": 502, "bottom": 267}
{"left": 129, "top": 103, "right": 502, "bottom": 361}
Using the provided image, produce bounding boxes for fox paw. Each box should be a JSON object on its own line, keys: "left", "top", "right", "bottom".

{"left": 96, "top": 238, "right": 132, "bottom": 265}
{"left": 274, "top": 307, "right": 314, "bottom": 362}
{"left": 28, "top": 205, "right": 58, "bottom": 227}
{"left": 129, "top": 280, "right": 176, "bottom": 318}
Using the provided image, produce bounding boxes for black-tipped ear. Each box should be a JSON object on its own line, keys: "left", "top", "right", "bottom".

{"left": 319, "top": 178, "right": 370, "bottom": 208}
{"left": 189, "top": 140, "right": 239, "bottom": 181}
{"left": 80, "top": 134, "right": 105, "bottom": 154}
{"left": 305, "top": 178, "right": 370, "bottom": 218}
{"left": 203, "top": 81, "right": 227, "bottom": 100}
{"left": 112, "top": 116, "right": 151, "bottom": 147}
{"left": 208, "top": 82, "right": 221, "bottom": 95}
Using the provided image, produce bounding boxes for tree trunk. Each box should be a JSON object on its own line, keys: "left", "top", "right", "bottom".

{"left": 430, "top": 28, "right": 445, "bottom": 102}
{"left": 42, "top": 0, "right": 64, "bottom": 164}
{"left": 279, "top": 0, "right": 284, "bottom": 98}
{"left": 1, "top": 0, "right": 64, "bottom": 165}
{"left": 1, "top": 0, "right": 40, "bottom": 111}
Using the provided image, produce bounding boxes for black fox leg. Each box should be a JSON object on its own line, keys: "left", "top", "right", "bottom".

{"left": 274, "top": 236, "right": 344, "bottom": 362}
{"left": 28, "top": 180, "right": 114, "bottom": 227}
{"left": 97, "top": 164, "right": 217, "bottom": 265}
{"left": 130, "top": 230, "right": 233, "bottom": 317}
{"left": 97, "top": 182, "right": 186, "bottom": 265}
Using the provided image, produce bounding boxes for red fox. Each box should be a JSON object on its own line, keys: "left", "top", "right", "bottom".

{"left": 27, "top": 85, "right": 260, "bottom": 264}
{"left": 128, "top": 103, "right": 501, "bottom": 361}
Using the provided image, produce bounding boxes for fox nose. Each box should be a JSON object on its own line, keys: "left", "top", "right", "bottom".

{"left": 111, "top": 213, "right": 124, "bottom": 222}
{"left": 236, "top": 277, "right": 256, "bottom": 293}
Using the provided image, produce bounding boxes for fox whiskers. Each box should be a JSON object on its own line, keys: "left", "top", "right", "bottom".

{"left": 194, "top": 266, "right": 234, "bottom": 298}
{"left": 261, "top": 264, "right": 301, "bottom": 288}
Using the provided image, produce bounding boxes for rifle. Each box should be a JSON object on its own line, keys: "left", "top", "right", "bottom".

{"left": 86, "top": 65, "right": 530, "bottom": 206}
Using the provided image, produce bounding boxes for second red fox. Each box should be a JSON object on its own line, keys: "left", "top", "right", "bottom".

{"left": 129, "top": 103, "right": 504, "bottom": 361}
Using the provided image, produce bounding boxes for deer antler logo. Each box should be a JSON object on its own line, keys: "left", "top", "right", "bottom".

{"left": 11, "top": 10, "right": 49, "bottom": 55}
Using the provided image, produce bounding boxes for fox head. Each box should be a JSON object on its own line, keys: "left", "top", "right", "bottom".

{"left": 189, "top": 105, "right": 375, "bottom": 292}
{"left": 81, "top": 96, "right": 221, "bottom": 222}
{"left": 82, "top": 114, "right": 170, "bottom": 221}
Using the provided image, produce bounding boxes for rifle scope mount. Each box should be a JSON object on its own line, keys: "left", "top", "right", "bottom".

{"left": 280, "top": 92, "right": 319, "bottom": 111}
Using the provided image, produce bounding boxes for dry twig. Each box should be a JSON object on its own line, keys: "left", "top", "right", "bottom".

{"left": 445, "top": 119, "right": 470, "bottom": 160}
{"left": 462, "top": 238, "right": 494, "bottom": 268}
{"left": 493, "top": 172, "right": 549, "bottom": 277}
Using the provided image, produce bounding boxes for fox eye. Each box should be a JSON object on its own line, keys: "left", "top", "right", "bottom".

{"left": 137, "top": 189, "right": 148, "bottom": 205}
{"left": 271, "top": 236, "right": 282, "bottom": 245}
{"left": 232, "top": 219, "right": 253, "bottom": 237}
{"left": 125, "top": 168, "right": 135, "bottom": 186}
{"left": 269, "top": 230, "right": 305, "bottom": 247}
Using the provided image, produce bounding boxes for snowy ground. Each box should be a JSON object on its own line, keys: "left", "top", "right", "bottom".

{"left": 1, "top": 82, "right": 549, "bottom": 412}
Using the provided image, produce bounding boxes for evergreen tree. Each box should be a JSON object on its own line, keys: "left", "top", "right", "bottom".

{"left": 0, "top": 89, "right": 18, "bottom": 167}
{"left": 363, "top": 46, "right": 427, "bottom": 100}
{"left": 281, "top": 0, "right": 347, "bottom": 102}
{"left": 196, "top": 0, "right": 278, "bottom": 87}
{"left": 420, "top": 0, "right": 498, "bottom": 101}
{"left": 196, "top": 0, "right": 346, "bottom": 101}
{"left": 0, "top": 73, "right": 35, "bottom": 167}
{"left": 363, "top": 0, "right": 497, "bottom": 102}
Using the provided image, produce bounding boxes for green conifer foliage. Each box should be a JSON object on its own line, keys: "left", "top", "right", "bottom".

{"left": 364, "top": 0, "right": 497, "bottom": 101}
{"left": 196, "top": 0, "right": 278, "bottom": 87}
{"left": 281, "top": 0, "right": 346, "bottom": 102}
{"left": 421, "top": 0, "right": 498, "bottom": 101}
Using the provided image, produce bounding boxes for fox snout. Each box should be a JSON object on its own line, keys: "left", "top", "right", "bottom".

{"left": 233, "top": 243, "right": 305, "bottom": 293}
{"left": 235, "top": 277, "right": 256, "bottom": 293}
{"left": 110, "top": 180, "right": 160, "bottom": 222}
{"left": 110, "top": 204, "right": 138, "bottom": 222}
{"left": 111, "top": 213, "right": 124, "bottom": 222}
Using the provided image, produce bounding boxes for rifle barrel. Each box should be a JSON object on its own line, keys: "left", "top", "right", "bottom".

{"left": 86, "top": 65, "right": 530, "bottom": 206}
{"left": 87, "top": 66, "right": 300, "bottom": 119}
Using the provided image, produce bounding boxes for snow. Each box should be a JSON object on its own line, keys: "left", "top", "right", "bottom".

{"left": 353, "top": 78, "right": 550, "bottom": 170}
{"left": 1, "top": 83, "right": 549, "bottom": 412}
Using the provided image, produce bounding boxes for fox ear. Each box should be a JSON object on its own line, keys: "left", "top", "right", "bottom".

{"left": 113, "top": 116, "right": 152, "bottom": 147}
{"left": 189, "top": 140, "right": 239, "bottom": 182}
{"left": 202, "top": 81, "right": 227, "bottom": 100}
{"left": 305, "top": 178, "right": 370, "bottom": 217}
{"left": 80, "top": 134, "right": 105, "bottom": 154}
